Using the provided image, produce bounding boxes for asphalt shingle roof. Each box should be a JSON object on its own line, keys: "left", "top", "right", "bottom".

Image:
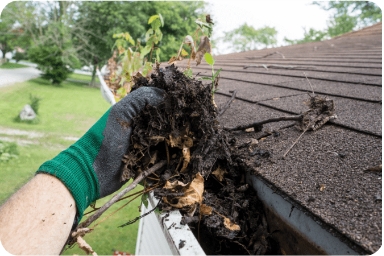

{"left": 177, "top": 22, "right": 382, "bottom": 254}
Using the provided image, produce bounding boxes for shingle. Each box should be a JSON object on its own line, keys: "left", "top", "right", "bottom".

{"left": 207, "top": 22, "right": 383, "bottom": 253}
{"left": 236, "top": 125, "right": 382, "bottom": 253}
{"left": 260, "top": 94, "right": 382, "bottom": 136}
{"left": 214, "top": 79, "right": 304, "bottom": 102}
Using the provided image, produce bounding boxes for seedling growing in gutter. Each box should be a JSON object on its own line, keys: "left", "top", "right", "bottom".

{"left": 201, "top": 52, "right": 222, "bottom": 95}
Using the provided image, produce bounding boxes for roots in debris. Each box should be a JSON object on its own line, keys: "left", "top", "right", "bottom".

{"left": 119, "top": 64, "right": 280, "bottom": 254}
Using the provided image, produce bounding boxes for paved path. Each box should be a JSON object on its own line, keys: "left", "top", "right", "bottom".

{"left": 0, "top": 67, "right": 41, "bottom": 88}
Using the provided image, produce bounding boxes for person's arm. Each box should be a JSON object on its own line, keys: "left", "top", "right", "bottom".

{"left": 0, "top": 174, "right": 76, "bottom": 255}
{"left": 0, "top": 86, "right": 165, "bottom": 255}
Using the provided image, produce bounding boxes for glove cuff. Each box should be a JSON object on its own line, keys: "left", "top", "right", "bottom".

{"left": 36, "top": 109, "right": 110, "bottom": 220}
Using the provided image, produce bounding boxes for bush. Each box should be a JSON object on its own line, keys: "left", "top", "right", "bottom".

{"left": 28, "top": 45, "right": 74, "bottom": 85}
{"left": 14, "top": 52, "right": 26, "bottom": 63}
{"left": 29, "top": 94, "right": 41, "bottom": 115}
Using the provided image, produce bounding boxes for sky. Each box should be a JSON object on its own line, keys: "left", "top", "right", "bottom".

{"left": 205, "top": 0, "right": 331, "bottom": 54}
{"left": 0, "top": 0, "right": 380, "bottom": 55}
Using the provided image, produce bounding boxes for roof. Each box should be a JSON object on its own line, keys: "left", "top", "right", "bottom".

{"left": 177, "top": 22, "right": 382, "bottom": 254}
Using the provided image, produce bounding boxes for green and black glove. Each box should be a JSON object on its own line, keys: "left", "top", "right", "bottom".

{"left": 37, "top": 87, "right": 165, "bottom": 221}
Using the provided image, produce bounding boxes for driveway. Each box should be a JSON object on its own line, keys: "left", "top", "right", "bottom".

{"left": 0, "top": 66, "right": 41, "bottom": 88}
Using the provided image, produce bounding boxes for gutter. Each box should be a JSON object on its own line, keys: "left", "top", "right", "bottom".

{"left": 135, "top": 172, "right": 367, "bottom": 255}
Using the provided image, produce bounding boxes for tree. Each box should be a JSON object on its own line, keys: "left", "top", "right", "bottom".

{"left": 314, "top": 1, "right": 382, "bottom": 27}
{"left": 284, "top": 28, "right": 327, "bottom": 45}
{"left": 223, "top": 23, "right": 277, "bottom": 52}
{"left": 73, "top": 1, "right": 206, "bottom": 86}
{"left": 0, "top": 2, "right": 32, "bottom": 60}
{"left": 1, "top": 1, "right": 80, "bottom": 85}
{"left": 285, "top": 1, "right": 382, "bottom": 45}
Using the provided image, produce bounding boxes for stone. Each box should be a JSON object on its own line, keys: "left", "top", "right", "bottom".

{"left": 19, "top": 104, "right": 36, "bottom": 121}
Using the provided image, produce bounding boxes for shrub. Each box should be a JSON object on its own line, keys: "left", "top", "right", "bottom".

{"left": 29, "top": 94, "right": 41, "bottom": 115}
{"left": 14, "top": 52, "right": 26, "bottom": 63}
{"left": 28, "top": 45, "right": 73, "bottom": 85}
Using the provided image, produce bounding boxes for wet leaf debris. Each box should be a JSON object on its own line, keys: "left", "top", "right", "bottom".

{"left": 120, "top": 64, "right": 280, "bottom": 254}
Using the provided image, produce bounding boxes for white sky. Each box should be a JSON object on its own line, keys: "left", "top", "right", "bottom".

{"left": 1, "top": 0, "right": 378, "bottom": 55}
{"left": 205, "top": 0, "right": 331, "bottom": 54}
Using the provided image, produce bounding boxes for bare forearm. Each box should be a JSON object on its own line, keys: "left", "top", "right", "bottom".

{"left": 0, "top": 174, "right": 76, "bottom": 255}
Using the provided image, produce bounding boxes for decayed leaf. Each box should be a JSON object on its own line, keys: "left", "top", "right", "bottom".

{"left": 163, "top": 179, "right": 189, "bottom": 189}
{"left": 163, "top": 173, "right": 204, "bottom": 208}
{"left": 180, "top": 146, "right": 190, "bottom": 173}
{"left": 168, "top": 55, "right": 183, "bottom": 64}
{"left": 212, "top": 166, "right": 227, "bottom": 182}
{"left": 168, "top": 134, "right": 183, "bottom": 148}
{"left": 195, "top": 36, "right": 211, "bottom": 66}
{"left": 72, "top": 228, "right": 97, "bottom": 256}
{"left": 200, "top": 204, "right": 213, "bottom": 215}
{"left": 77, "top": 236, "right": 97, "bottom": 256}
{"left": 223, "top": 217, "right": 241, "bottom": 231}
{"left": 299, "top": 95, "right": 337, "bottom": 131}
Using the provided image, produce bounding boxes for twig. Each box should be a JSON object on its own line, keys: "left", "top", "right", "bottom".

{"left": 303, "top": 72, "right": 315, "bottom": 96}
{"left": 224, "top": 115, "right": 302, "bottom": 131}
{"left": 77, "top": 160, "right": 167, "bottom": 230}
{"left": 282, "top": 126, "right": 309, "bottom": 159}
{"left": 255, "top": 51, "right": 286, "bottom": 59}
{"left": 218, "top": 90, "right": 237, "bottom": 117}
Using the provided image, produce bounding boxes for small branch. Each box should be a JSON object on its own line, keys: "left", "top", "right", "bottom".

{"left": 77, "top": 160, "right": 167, "bottom": 229}
{"left": 282, "top": 126, "right": 309, "bottom": 159}
{"left": 218, "top": 90, "right": 237, "bottom": 117}
{"left": 303, "top": 72, "right": 315, "bottom": 96}
{"left": 224, "top": 115, "right": 302, "bottom": 131}
{"left": 243, "top": 64, "right": 316, "bottom": 70}
{"left": 257, "top": 51, "right": 285, "bottom": 59}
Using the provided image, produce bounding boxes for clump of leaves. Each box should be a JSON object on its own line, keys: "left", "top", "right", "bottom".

{"left": 105, "top": 14, "right": 164, "bottom": 102}
{"left": 168, "top": 15, "right": 221, "bottom": 94}
{"left": 0, "top": 140, "right": 19, "bottom": 162}
{"left": 169, "top": 15, "right": 214, "bottom": 68}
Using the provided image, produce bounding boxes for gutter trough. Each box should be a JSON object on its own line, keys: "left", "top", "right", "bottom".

{"left": 135, "top": 173, "right": 365, "bottom": 255}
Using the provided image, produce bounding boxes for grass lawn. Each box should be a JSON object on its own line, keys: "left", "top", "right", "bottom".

{"left": 68, "top": 73, "right": 100, "bottom": 84}
{"left": 0, "top": 62, "right": 29, "bottom": 69}
{"left": 0, "top": 76, "right": 140, "bottom": 254}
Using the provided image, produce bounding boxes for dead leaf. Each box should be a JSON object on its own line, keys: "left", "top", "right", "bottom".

{"left": 77, "top": 236, "right": 97, "bottom": 256}
{"left": 195, "top": 36, "right": 211, "bottom": 66}
{"left": 180, "top": 146, "right": 190, "bottom": 173}
{"left": 163, "top": 179, "right": 189, "bottom": 189}
{"left": 149, "top": 151, "right": 158, "bottom": 165}
{"left": 212, "top": 166, "right": 227, "bottom": 182}
{"left": 223, "top": 217, "right": 241, "bottom": 231}
{"left": 72, "top": 228, "right": 97, "bottom": 256}
{"left": 206, "top": 14, "right": 214, "bottom": 25}
{"left": 163, "top": 173, "right": 204, "bottom": 209}
{"left": 168, "top": 55, "right": 183, "bottom": 64}
{"left": 200, "top": 204, "right": 213, "bottom": 215}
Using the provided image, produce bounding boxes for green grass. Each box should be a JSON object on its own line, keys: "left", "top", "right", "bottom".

{"left": 64, "top": 185, "right": 142, "bottom": 255}
{"left": 0, "top": 77, "right": 110, "bottom": 137}
{"left": 0, "top": 77, "right": 140, "bottom": 254}
{"left": 0, "top": 62, "right": 29, "bottom": 69}
{"left": 68, "top": 73, "right": 100, "bottom": 84}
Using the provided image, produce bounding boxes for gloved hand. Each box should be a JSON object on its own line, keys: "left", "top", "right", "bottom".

{"left": 37, "top": 87, "right": 165, "bottom": 221}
